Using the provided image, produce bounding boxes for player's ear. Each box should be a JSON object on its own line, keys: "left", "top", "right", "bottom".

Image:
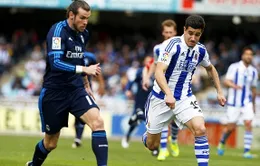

{"left": 69, "top": 11, "right": 74, "bottom": 20}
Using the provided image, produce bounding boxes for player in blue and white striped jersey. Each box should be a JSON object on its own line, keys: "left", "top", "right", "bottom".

{"left": 143, "top": 19, "right": 180, "bottom": 160}
{"left": 217, "top": 47, "right": 258, "bottom": 158}
{"left": 142, "top": 15, "right": 226, "bottom": 166}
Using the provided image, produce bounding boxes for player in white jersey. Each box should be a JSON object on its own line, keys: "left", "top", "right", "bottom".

{"left": 142, "top": 15, "right": 226, "bottom": 166}
{"left": 217, "top": 47, "right": 258, "bottom": 158}
{"left": 142, "top": 19, "right": 180, "bottom": 160}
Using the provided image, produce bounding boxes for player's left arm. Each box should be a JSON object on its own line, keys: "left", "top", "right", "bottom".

{"left": 251, "top": 69, "right": 258, "bottom": 113}
{"left": 202, "top": 50, "right": 226, "bottom": 107}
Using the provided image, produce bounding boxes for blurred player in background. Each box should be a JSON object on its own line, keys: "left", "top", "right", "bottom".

{"left": 26, "top": 1, "right": 108, "bottom": 166}
{"left": 142, "top": 19, "right": 180, "bottom": 160}
{"left": 217, "top": 47, "right": 258, "bottom": 158}
{"left": 142, "top": 15, "right": 226, "bottom": 166}
{"left": 121, "top": 56, "right": 153, "bottom": 149}
{"left": 72, "top": 51, "right": 105, "bottom": 148}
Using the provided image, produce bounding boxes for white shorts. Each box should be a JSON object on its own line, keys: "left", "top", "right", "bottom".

{"left": 145, "top": 94, "right": 204, "bottom": 134}
{"left": 226, "top": 103, "right": 254, "bottom": 123}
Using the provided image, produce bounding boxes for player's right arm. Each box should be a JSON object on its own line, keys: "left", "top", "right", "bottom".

{"left": 224, "top": 64, "right": 241, "bottom": 89}
{"left": 155, "top": 40, "right": 177, "bottom": 109}
{"left": 142, "top": 58, "right": 154, "bottom": 91}
{"left": 46, "top": 24, "right": 100, "bottom": 76}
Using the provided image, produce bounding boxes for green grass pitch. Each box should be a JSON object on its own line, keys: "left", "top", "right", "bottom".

{"left": 0, "top": 135, "right": 259, "bottom": 166}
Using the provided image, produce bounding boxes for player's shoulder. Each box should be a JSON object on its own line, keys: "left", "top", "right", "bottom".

{"left": 47, "top": 20, "right": 67, "bottom": 37}
{"left": 194, "top": 42, "right": 207, "bottom": 53}
{"left": 164, "top": 36, "right": 182, "bottom": 45}
{"left": 249, "top": 64, "right": 258, "bottom": 73}
{"left": 229, "top": 62, "right": 240, "bottom": 69}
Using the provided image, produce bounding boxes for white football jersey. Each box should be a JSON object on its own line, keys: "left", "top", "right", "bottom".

{"left": 226, "top": 61, "right": 258, "bottom": 107}
{"left": 152, "top": 35, "right": 211, "bottom": 101}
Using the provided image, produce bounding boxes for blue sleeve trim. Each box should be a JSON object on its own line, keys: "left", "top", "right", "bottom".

{"left": 48, "top": 51, "right": 64, "bottom": 56}
{"left": 53, "top": 53, "right": 75, "bottom": 72}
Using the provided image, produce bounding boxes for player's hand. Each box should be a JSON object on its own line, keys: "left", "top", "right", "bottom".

{"left": 83, "top": 63, "right": 101, "bottom": 76}
{"left": 233, "top": 85, "right": 242, "bottom": 89}
{"left": 125, "top": 90, "right": 133, "bottom": 99}
{"left": 142, "top": 77, "right": 150, "bottom": 91}
{"left": 217, "top": 93, "right": 226, "bottom": 107}
{"left": 165, "top": 94, "right": 176, "bottom": 109}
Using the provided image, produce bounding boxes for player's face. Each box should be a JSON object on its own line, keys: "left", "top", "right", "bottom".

{"left": 184, "top": 26, "right": 202, "bottom": 47}
{"left": 72, "top": 8, "right": 91, "bottom": 32}
{"left": 242, "top": 49, "right": 253, "bottom": 65}
{"left": 162, "top": 26, "right": 177, "bottom": 40}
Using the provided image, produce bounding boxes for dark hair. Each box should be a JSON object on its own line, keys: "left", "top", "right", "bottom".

{"left": 66, "top": 0, "right": 91, "bottom": 18}
{"left": 242, "top": 46, "right": 254, "bottom": 55}
{"left": 185, "top": 15, "right": 205, "bottom": 32}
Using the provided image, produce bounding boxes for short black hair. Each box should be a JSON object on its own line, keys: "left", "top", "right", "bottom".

{"left": 66, "top": 0, "right": 91, "bottom": 18}
{"left": 185, "top": 15, "right": 205, "bottom": 32}
{"left": 242, "top": 46, "right": 254, "bottom": 55}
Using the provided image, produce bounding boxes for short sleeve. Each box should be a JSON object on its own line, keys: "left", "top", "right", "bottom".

{"left": 199, "top": 50, "right": 211, "bottom": 67}
{"left": 157, "top": 38, "right": 179, "bottom": 66}
{"left": 252, "top": 69, "right": 258, "bottom": 87}
{"left": 225, "top": 64, "right": 236, "bottom": 80}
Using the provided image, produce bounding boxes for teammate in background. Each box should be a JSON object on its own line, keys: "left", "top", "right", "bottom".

{"left": 72, "top": 51, "right": 105, "bottom": 148}
{"left": 217, "top": 47, "right": 258, "bottom": 158}
{"left": 142, "top": 15, "right": 226, "bottom": 166}
{"left": 121, "top": 56, "right": 153, "bottom": 149}
{"left": 26, "top": 1, "right": 108, "bottom": 166}
{"left": 142, "top": 19, "right": 180, "bottom": 160}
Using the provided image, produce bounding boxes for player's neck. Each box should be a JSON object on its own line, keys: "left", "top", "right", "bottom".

{"left": 242, "top": 61, "right": 249, "bottom": 68}
{"left": 67, "top": 19, "right": 79, "bottom": 33}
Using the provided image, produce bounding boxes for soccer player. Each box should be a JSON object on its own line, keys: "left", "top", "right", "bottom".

{"left": 121, "top": 56, "right": 153, "bottom": 149}
{"left": 217, "top": 47, "right": 258, "bottom": 158}
{"left": 142, "top": 19, "right": 180, "bottom": 160}
{"left": 72, "top": 51, "right": 105, "bottom": 148}
{"left": 26, "top": 1, "right": 108, "bottom": 166}
{"left": 142, "top": 15, "right": 226, "bottom": 166}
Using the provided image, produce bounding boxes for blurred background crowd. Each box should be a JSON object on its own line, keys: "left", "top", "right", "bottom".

{"left": 0, "top": 2, "right": 260, "bottom": 109}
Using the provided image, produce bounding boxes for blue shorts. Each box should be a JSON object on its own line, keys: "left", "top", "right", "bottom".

{"left": 38, "top": 88, "right": 98, "bottom": 134}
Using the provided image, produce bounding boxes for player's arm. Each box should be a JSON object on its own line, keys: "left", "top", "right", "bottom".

{"left": 223, "top": 65, "right": 241, "bottom": 89}
{"left": 95, "top": 72, "right": 105, "bottom": 96}
{"left": 201, "top": 49, "right": 226, "bottom": 106}
{"left": 155, "top": 62, "right": 175, "bottom": 109}
{"left": 125, "top": 76, "right": 137, "bottom": 99}
{"left": 84, "top": 52, "right": 105, "bottom": 96}
{"left": 251, "top": 70, "right": 258, "bottom": 113}
{"left": 47, "top": 28, "right": 100, "bottom": 76}
{"left": 142, "top": 58, "right": 155, "bottom": 91}
{"left": 82, "top": 74, "right": 95, "bottom": 100}
{"left": 204, "top": 64, "right": 226, "bottom": 106}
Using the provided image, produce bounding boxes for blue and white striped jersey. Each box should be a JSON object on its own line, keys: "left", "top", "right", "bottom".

{"left": 226, "top": 61, "right": 258, "bottom": 107}
{"left": 43, "top": 20, "right": 91, "bottom": 90}
{"left": 152, "top": 35, "right": 211, "bottom": 101}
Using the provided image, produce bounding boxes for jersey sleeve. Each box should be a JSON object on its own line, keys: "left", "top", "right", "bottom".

{"left": 46, "top": 24, "right": 78, "bottom": 73}
{"left": 225, "top": 64, "right": 236, "bottom": 81}
{"left": 157, "top": 39, "right": 178, "bottom": 66}
{"left": 252, "top": 69, "right": 258, "bottom": 87}
{"left": 153, "top": 45, "right": 160, "bottom": 64}
{"left": 83, "top": 52, "right": 97, "bottom": 66}
{"left": 199, "top": 49, "right": 211, "bottom": 67}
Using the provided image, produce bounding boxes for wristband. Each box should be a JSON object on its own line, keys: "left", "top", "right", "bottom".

{"left": 76, "top": 65, "right": 83, "bottom": 73}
